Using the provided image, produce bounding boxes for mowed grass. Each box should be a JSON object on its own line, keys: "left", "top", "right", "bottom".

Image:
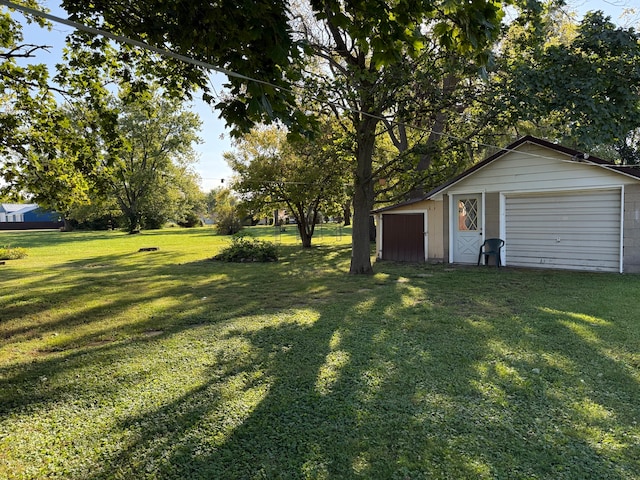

{"left": 1, "top": 226, "right": 640, "bottom": 479}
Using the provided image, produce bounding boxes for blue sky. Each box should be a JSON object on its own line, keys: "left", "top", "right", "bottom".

{"left": 11, "top": 1, "right": 638, "bottom": 192}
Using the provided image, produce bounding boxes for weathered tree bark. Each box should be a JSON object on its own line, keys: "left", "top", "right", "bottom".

{"left": 369, "top": 215, "right": 376, "bottom": 242}
{"left": 297, "top": 220, "right": 313, "bottom": 248}
{"left": 122, "top": 205, "right": 142, "bottom": 233}
{"left": 349, "top": 116, "right": 378, "bottom": 275}
{"left": 127, "top": 214, "right": 141, "bottom": 233}
{"left": 294, "top": 204, "right": 318, "bottom": 248}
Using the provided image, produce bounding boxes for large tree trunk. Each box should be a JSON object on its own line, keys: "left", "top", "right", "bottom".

{"left": 298, "top": 221, "right": 312, "bottom": 248}
{"left": 349, "top": 117, "right": 377, "bottom": 275}
{"left": 126, "top": 211, "right": 141, "bottom": 233}
{"left": 351, "top": 189, "right": 374, "bottom": 274}
{"left": 295, "top": 205, "right": 318, "bottom": 248}
{"left": 116, "top": 193, "right": 141, "bottom": 233}
{"left": 61, "top": 217, "right": 74, "bottom": 232}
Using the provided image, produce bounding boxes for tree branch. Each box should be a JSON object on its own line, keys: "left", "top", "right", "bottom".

{"left": 1, "top": 44, "right": 52, "bottom": 59}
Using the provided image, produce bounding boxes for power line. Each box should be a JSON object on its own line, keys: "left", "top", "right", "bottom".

{"left": 0, "top": 0, "right": 482, "bottom": 146}
{"left": 2, "top": 0, "right": 629, "bottom": 168}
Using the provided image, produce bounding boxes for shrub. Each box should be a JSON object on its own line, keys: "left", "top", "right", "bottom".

{"left": 177, "top": 211, "right": 203, "bottom": 228}
{"left": 213, "top": 235, "right": 278, "bottom": 262}
{"left": 142, "top": 212, "right": 166, "bottom": 230}
{"left": 0, "top": 246, "right": 28, "bottom": 260}
{"left": 74, "top": 215, "right": 122, "bottom": 231}
{"left": 215, "top": 210, "right": 242, "bottom": 235}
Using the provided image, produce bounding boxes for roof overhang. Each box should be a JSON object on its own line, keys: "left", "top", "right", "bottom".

{"left": 372, "top": 135, "right": 640, "bottom": 213}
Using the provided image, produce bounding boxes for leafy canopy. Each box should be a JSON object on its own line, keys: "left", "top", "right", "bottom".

{"left": 61, "top": 0, "right": 307, "bottom": 136}
{"left": 496, "top": 10, "right": 640, "bottom": 151}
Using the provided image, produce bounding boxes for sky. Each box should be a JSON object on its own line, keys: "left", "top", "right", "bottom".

{"left": 9, "top": 0, "right": 639, "bottom": 193}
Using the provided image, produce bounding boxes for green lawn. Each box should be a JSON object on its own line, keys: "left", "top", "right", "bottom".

{"left": 1, "top": 226, "right": 639, "bottom": 479}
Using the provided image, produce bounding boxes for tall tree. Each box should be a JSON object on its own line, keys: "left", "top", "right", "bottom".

{"left": 0, "top": 1, "right": 53, "bottom": 156}
{"left": 210, "top": 187, "right": 242, "bottom": 235}
{"left": 0, "top": 2, "right": 89, "bottom": 221}
{"left": 225, "top": 123, "right": 350, "bottom": 248}
{"left": 1, "top": 101, "right": 102, "bottom": 229}
{"left": 98, "top": 87, "right": 202, "bottom": 232}
{"left": 494, "top": 10, "right": 640, "bottom": 158}
{"left": 293, "top": 1, "right": 538, "bottom": 273}
{"left": 170, "top": 165, "right": 206, "bottom": 228}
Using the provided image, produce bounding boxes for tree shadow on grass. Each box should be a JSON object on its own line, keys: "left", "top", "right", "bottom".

{"left": 2, "top": 255, "right": 640, "bottom": 479}
{"left": 0, "top": 252, "right": 287, "bottom": 409}
{"left": 0, "top": 230, "right": 120, "bottom": 249}
{"left": 82, "top": 277, "right": 491, "bottom": 479}
{"left": 72, "top": 269, "right": 638, "bottom": 479}
{"left": 0, "top": 251, "right": 178, "bottom": 341}
{"left": 413, "top": 267, "right": 640, "bottom": 479}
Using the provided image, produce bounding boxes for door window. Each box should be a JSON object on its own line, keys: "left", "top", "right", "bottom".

{"left": 458, "top": 198, "right": 478, "bottom": 231}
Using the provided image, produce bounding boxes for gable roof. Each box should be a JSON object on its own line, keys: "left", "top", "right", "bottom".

{"left": 373, "top": 136, "right": 640, "bottom": 213}
{"left": 0, "top": 203, "right": 39, "bottom": 215}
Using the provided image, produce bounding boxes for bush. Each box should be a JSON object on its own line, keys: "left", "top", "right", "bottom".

{"left": 213, "top": 235, "right": 278, "bottom": 262}
{"left": 177, "top": 211, "right": 203, "bottom": 228}
{"left": 0, "top": 246, "right": 28, "bottom": 260}
{"left": 142, "top": 212, "right": 166, "bottom": 230}
{"left": 215, "top": 211, "right": 242, "bottom": 235}
{"left": 74, "top": 215, "right": 121, "bottom": 231}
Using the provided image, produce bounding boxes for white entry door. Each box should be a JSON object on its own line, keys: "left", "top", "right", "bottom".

{"left": 453, "top": 194, "right": 482, "bottom": 264}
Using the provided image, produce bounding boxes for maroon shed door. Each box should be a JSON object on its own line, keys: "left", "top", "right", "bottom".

{"left": 382, "top": 213, "right": 425, "bottom": 262}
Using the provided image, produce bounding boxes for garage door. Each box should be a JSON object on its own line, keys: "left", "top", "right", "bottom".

{"left": 505, "top": 189, "right": 621, "bottom": 272}
{"left": 382, "top": 213, "right": 425, "bottom": 262}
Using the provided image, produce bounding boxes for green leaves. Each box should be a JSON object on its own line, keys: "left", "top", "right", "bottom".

{"left": 0, "top": 3, "right": 57, "bottom": 166}
{"left": 0, "top": 245, "right": 28, "bottom": 260}
{"left": 213, "top": 235, "right": 278, "bottom": 262}
{"left": 496, "top": 10, "right": 640, "bottom": 152}
{"left": 225, "top": 122, "right": 351, "bottom": 247}
{"left": 61, "top": 0, "right": 306, "bottom": 136}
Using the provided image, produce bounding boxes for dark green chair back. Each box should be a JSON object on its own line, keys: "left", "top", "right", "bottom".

{"left": 477, "top": 238, "right": 505, "bottom": 267}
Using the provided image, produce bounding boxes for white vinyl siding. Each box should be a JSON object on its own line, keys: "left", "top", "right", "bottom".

{"left": 505, "top": 189, "right": 621, "bottom": 272}
{"left": 448, "top": 143, "right": 638, "bottom": 194}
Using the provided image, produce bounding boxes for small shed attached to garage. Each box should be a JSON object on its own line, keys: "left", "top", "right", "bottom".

{"left": 373, "top": 136, "right": 640, "bottom": 273}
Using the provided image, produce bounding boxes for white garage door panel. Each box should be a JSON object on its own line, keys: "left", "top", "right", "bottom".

{"left": 507, "top": 232, "right": 618, "bottom": 245}
{"left": 505, "top": 190, "right": 621, "bottom": 272}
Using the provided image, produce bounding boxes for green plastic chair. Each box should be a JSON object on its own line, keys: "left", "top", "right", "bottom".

{"left": 477, "top": 238, "right": 505, "bottom": 267}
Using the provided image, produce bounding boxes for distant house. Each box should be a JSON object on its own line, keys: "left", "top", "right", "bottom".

{"left": 256, "top": 209, "right": 293, "bottom": 226}
{"left": 1, "top": 203, "right": 33, "bottom": 222}
{"left": 373, "top": 136, "right": 640, "bottom": 273}
{"left": 0, "top": 203, "right": 62, "bottom": 230}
